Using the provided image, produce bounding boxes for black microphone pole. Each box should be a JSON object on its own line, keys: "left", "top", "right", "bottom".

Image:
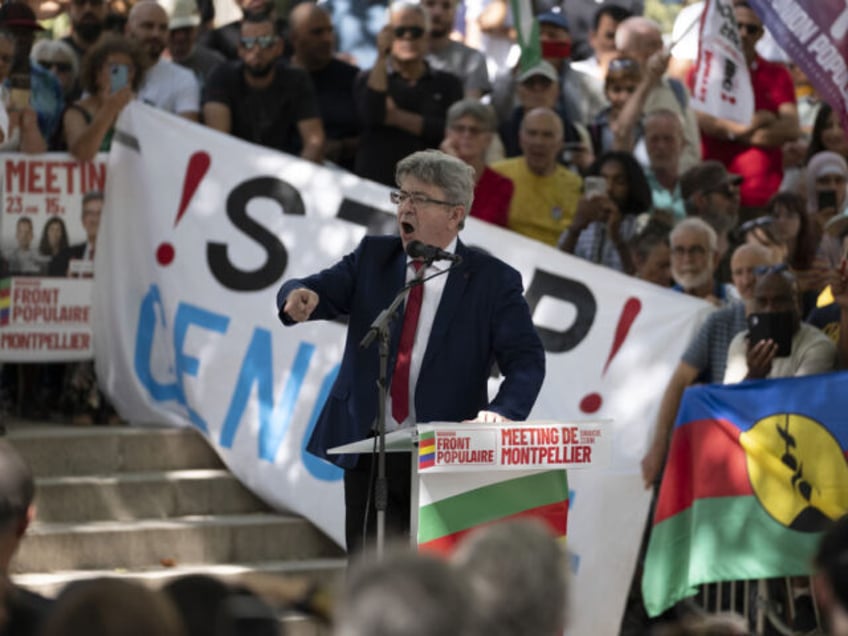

{"left": 359, "top": 261, "right": 428, "bottom": 559}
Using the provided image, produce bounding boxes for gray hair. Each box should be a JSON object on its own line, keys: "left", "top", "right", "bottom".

{"left": 671, "top": 217, "right": 718, "bottom": 253}
{"left": 0, "top": 440, "right": 34, "bottom": 533}
{"left": 614, "top": 16, "right": 662, "bottom": 51}
{"left": 446, "top": 98, "right": 497, "bottom": 132}
{"left": 31, "top": 39, "right": 80, "bottom": 81}
{"left": 389, "top": 1, "right": 431, "bottom": 32}
{"left": 643, "top": 108, "right": 683, "bottom": 134}
{"left": 396, "top": 150, "right": 475, "bottom": 217}
{"left": 337, "top": 548, "right": 478, "bottom": 636}
{"left": 453, "top": 520, "right": 569, "bottom": 636}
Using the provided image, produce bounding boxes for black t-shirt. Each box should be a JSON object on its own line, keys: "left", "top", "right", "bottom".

{"left": 203, "top": 60, "right": 320, "bottom": 154}
{"left": 1, "top": 585, "right": 53, "bottom": 636}
{"left": 353, "top": 64, "right": 463, "bottom": 186}
{"left": 310, "top": 58, "right": 360, "bottom": 141}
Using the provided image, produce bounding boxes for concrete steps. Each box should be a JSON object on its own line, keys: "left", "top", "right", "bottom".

{"left": 4, "top": 421, "right": 345, "bottom": 635}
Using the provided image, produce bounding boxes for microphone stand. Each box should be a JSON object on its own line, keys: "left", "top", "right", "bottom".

{"left": 358, "top": 257, "right": 456, "bottom": 559}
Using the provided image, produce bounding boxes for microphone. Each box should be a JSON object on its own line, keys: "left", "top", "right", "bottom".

{"left": 406, "top": 240, "right": 462, "bottom": 264}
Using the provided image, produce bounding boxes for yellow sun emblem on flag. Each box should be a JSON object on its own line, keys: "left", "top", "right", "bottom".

{"left": 740, "top": 414, "right": 848, "bottom": 532}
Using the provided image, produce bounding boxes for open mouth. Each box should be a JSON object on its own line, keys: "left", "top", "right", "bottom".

{"left": 401, "top": 222, "right": 414, "bottom": 235}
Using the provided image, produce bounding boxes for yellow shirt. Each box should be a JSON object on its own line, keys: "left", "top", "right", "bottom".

{"left": 491, "top": 157, "right": 582, "bottom": 247}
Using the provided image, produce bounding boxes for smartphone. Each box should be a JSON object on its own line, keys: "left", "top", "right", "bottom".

{"left": 818, "top": 189, "right": 837, "bottom": 211}
{"left": 109, "top": 63, "right": 129, "bottom": 94}
{"left": 748, "top": 311, "right": 793, "bottom": 357}
{"left": 584, "top": 176, "right": 607, "bottom": 198}
{"left": 8, "top": 73, "right": 30, "bottom": 110}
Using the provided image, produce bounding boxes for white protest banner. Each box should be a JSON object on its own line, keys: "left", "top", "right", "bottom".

{"left": 97, "top": 103, "right": 712, "bottom": 636}
{"left": 0, "top": 276, "right": 93, "bottom": 361}
{"left": 690, "top": 0, "right": 755, "bottom": 124}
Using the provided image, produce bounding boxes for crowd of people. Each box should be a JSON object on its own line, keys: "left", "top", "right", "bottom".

{"left": 2, "top": 428, "right": 848, "bottom": 635}
{"left": 1, "top": 0, "right": 848, "bottom": 631}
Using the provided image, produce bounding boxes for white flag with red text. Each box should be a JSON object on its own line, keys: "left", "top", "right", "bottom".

{"left": 690, "top": 0, "right": 755, "bottom": 124}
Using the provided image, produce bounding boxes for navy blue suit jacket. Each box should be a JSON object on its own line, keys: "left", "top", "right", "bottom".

{"left": 277, "top": 235, "right": 545, "bottom": 469}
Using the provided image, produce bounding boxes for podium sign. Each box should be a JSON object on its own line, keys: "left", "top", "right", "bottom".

{"left": 416, "top": 421, "right": 609, "bottom": 553}
{"left": 417, "top": 420, "right": 611, "bottom": 472}
{"left": 328, "top": 421, "right": 609, "bottom": 554}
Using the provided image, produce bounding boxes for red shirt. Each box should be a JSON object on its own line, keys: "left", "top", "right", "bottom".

{"left": 688, "top": 56, "right": 795, "bottom": 208}
{"left": 470, "top": 167, "right": 514, "bottom": 227}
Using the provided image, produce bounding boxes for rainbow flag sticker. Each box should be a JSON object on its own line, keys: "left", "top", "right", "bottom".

{"left": 0, "top": 278, "right": 11, "bottom": 327}
{"left": 418, "top": 430, "right": 435, "bottom": 470}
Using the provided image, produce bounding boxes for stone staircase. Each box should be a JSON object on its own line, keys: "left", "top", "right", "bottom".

{"left": 4, "top": 420, "right": 346, "bottom": 635}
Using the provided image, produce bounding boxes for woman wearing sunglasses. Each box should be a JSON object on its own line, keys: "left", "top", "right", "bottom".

{"left": 31, "top": 40, "right": 79, "bottom": 102}
{"left": 63, "top": 34, "right": 147, "bottom": 161}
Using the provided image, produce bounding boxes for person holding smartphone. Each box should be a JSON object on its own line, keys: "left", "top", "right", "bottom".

{"left": 723, "top": 267, "right": 835, "bottom": 383}
{"left": 62, "top": 34, "right": 146, "bottom": 161}
{"left": 0, "top": 29, "right": 46, "bottom": 154}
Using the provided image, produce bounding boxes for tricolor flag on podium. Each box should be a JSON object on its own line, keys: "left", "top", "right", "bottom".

{"left": 418, "top": 470, "right": 568, "bottom": 553}
{"left": 642, "top": 373, "right": 848, "bottom": 616}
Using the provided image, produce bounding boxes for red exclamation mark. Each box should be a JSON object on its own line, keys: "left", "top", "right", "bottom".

{"left": 156, "top": 151, "right": 211, "bottom": 266}
{"left": 579, "top": 297, "right": 642, "bottom": 414}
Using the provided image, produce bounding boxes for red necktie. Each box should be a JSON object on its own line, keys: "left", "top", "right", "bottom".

{"left": 391, "top": 261, "right": 424, "bottom": 424}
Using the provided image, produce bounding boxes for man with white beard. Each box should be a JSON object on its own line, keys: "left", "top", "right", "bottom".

{"left": 669, "top": 217, "right": 734, "bottom": 306}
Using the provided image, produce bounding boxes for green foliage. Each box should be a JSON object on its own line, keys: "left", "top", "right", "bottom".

{"left": 644, "top": 0, "right": 687, "bottom": 35}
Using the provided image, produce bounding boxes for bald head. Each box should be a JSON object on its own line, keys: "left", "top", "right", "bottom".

{"left": 730, "top": 243, "right": 774, "bottom": 301}
{"left": 615, "top": 16, "right": 663, "bottom": 64}
{"left": 126, "top": 1, "right": 169, "bottom": 61}
{"left": 289, "top": 2, "right": 334, "bottom": 69}
{"left": 519, "top": 108, "right": 564, "bottom": 176}
{"left": 521, "top": 107, "right": 562, "bottom": 138}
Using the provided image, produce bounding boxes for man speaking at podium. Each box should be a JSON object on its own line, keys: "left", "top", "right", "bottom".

{"left": 277, "top": 150, "right": 545, "bottom": 552}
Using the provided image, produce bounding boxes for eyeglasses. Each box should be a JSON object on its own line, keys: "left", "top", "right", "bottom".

{"left": 753, "top": 263, "right": 789, "bottom": 277}
{"left": 38, "top": 59, "right": 73, "bottom": 72}
{"left": 737, "top": 23, "right": 763, "bottom": 36}
{"left": 239, "top": 35, "right": 277, "bottom": 50}
{"left": 72, "top": 0, "right": 104, "bottom": 6}
{"left": 738, "top": 216, "right": 774, "bottom": 235}
{"left": 607, "top": 57, "right": 639, "bottom": 72}
{"left": 450, "top": 123, "right": 485, "bottom": 136}
{"left": 390, "top": 190, "right": 457, "bottom": 208}
{"left": 393, "top": 25, "right": 425, "bottom": 39}
{"left": 671, "top": 244, "right": 707, "bottom": 258}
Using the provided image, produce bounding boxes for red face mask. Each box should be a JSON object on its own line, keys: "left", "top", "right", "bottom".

{"left": 542, "top": 40, "right": 572, "bottom": 60}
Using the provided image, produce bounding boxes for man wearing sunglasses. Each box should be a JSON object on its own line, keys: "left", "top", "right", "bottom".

{"left": 203, "top": 11, "right": 324, "bottom": 162}
{"left": 353, "top": 1, "right": 463, "bottom": 186}
{"left": 277, "top": 150, "right": 545, "bottom": 552}
{"left": 688, "top": 0, "right": 800, "bottom": 218}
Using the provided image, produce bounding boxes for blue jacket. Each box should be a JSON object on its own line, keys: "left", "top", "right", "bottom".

{"left": 277, "top": 235, "right": 546, "bottom": 468}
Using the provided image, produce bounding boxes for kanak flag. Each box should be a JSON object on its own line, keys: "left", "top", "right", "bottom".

{"left": 690, "top": 0, "right": 755, "bottom": 124}
{"left": 642, "top": 372, "right": 848, "bottom": 616}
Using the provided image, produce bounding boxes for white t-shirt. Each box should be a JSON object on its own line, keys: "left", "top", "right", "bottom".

{"left": 723, "top": 322, "right": 836, "bottom": 384}
{"left": 138, "top": 58, "right": 200, "bottom": 116}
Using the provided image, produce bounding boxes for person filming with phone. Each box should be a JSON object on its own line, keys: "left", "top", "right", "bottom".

{"left": 722, "top": 267, "right": 835, "bottom": 383}
{"left": 63, "top": 34, "right": 147, "bottom": 161}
